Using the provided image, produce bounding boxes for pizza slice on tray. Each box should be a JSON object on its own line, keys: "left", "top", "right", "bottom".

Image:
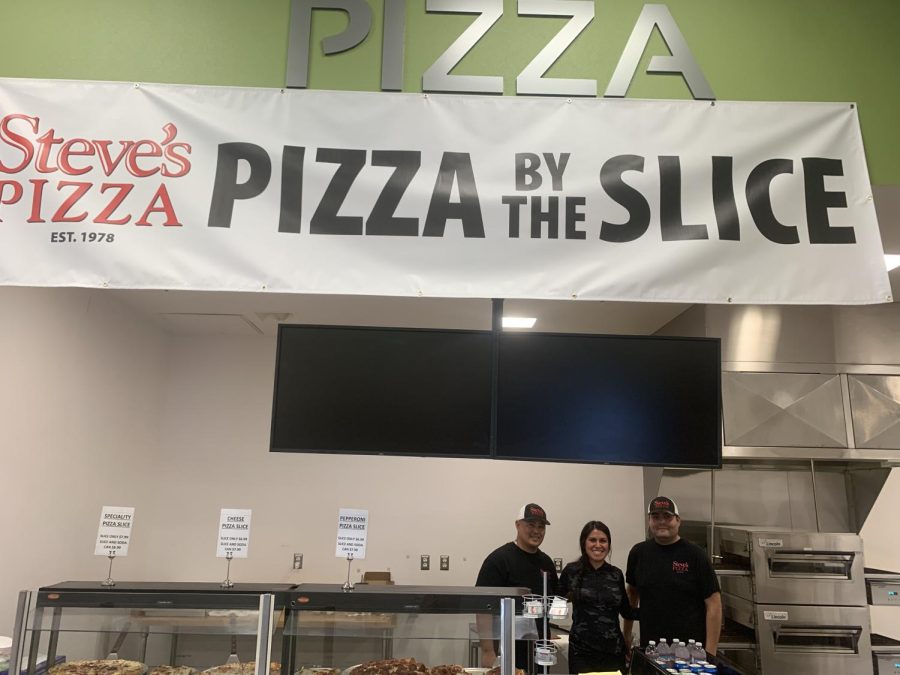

{"left": 50, "top": 659, "right": 144, "bottom": 675}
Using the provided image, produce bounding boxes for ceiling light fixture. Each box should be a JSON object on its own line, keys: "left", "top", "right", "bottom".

{"left": 502, "top": 316, "right": 537, "bottom": 329}
{"left": 886, "top": 254, "right": 900, "bottom": 272}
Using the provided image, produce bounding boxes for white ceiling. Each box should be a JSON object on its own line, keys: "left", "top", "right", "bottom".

{"left": 110, "top": 289, "right": 694, "bottom": 337}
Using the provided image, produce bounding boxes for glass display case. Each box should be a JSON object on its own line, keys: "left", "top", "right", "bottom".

{"left": 280, "top": 584, "right": 524, "bottom": 675}
{"left": 8, "top": 582, "right": 294, "bottom": 675}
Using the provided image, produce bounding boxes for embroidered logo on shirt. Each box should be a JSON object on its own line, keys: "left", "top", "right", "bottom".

{"left": 673, "top": 561, "right": 690, "bottom": 573}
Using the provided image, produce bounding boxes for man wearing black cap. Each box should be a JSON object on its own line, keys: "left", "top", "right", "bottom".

{"left": 625, "top": 496, "right": 722, "bottom": 656}
{"left": 475, "top": 503, "right": 559, "bottom": 670}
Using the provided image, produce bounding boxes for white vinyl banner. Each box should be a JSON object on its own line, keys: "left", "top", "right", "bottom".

{"left": 0, "top": 78, "right": 891, "bottom": 304}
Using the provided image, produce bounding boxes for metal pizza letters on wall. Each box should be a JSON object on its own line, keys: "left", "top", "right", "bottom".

{"left": 285, "top": 0, "right": 714, "bottom": 100}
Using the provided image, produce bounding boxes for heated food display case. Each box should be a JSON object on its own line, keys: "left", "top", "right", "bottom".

{"left": 9, "top": 584, "right": 525, "bottom": 675}
{"left": 280, "top": 584, "right": 525, "bottom": 675}
{"left": 8, "top": 582, "right": 293, "bottom": 675}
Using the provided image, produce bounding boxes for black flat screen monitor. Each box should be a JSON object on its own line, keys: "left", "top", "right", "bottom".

{"left": 495, "top": 332, "right": 721, "bottom": 467}
{"left": 271, "top": 325, "right": 494, "bottom": 457}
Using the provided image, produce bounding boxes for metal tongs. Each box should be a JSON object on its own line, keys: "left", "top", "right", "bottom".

{"left": 226, "top": 635, "right": 240, "bottom": 664}
{"left": 106, "top": 622, "right": 132, "bottom": 659}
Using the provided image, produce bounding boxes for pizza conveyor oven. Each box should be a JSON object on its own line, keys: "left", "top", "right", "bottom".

{"left": 715, "top": 526, "right": 873, "bottom": 675}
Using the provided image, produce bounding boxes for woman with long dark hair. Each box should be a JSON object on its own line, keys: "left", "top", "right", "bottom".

{"left": 558, "top": 521, "right": 638, "bottom": 674}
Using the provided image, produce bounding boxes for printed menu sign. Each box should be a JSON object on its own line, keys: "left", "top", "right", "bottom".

{"left": 217, "top": 508, "right": 252, "bottom": 558}
{"left": 335, "top": 508, "right": 368, "bottom": 559}
{"left": 95, "top": 506, "right": 135, "bottom": 556}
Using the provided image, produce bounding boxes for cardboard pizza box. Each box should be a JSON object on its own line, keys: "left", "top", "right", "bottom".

{"left": 361, "top": 571, "right": 394, "bottom": 585}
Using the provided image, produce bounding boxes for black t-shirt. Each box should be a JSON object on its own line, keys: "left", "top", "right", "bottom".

{"left": 625, "top": 538, "right": 720, "bottom": 648}
{"left": 476, "top": 541, "right": 559, "bottom": 596}
{"left": 476, "top": 542, "right": 558, "bottom": 670}
{"left": 558, "top": 561, "right": 638, "bottom": 673}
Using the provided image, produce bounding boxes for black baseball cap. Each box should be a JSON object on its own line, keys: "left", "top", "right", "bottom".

{"left": 517, "top": 503, "right": 550, "bottom": 525}
{"left": 647, "top": 496, "right": 679, "bottom": 516}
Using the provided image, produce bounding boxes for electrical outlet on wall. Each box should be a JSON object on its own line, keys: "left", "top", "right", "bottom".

{"left": 293, "top": 553, "right": 303, "bottom": 569}
{"left": 420, "top": 554, "right": 430, "bottom": 570}
{"left": 553, "top": 558, "right": 563, "bottom": 573}
{"left": 440, "top": 555, "right": 449, "bottom": 570}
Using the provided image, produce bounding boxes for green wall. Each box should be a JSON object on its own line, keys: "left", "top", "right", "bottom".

{"left": 2, "top": 0, "right": 898, "bottom": 183}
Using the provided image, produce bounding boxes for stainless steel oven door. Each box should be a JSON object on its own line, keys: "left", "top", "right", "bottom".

{"left": 750, "top": 532, "right": 866, "bottom": 606}
{"left": 755, "top": 603, "right": 873, "bottom": 675}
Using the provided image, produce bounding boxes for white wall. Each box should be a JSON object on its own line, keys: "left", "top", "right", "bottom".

{"left": 0, "top": 286, "right": 167, "bottom": 635}
{"left": 0, "top": 288, "right": 647, "bottom": 641}
{"left": 145, "top": 334, "right": 646, "bottom": 584}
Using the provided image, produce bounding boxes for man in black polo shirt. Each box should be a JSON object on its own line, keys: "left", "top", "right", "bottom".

{"left": 475, "top": 503, "right": 558, "bottom": 670}
{"left": 625, "top": 496, "right": 722, "bottom": 656}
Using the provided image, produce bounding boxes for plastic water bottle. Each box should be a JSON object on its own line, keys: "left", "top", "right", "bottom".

{"left": 645, "top": 640, "right": 658, "bottom": 661}
{"left": 657, "top": 639, "right": 671, "bottom": 665}
{"left": 675, "top": 640, "right": 691, "bottom": 662}
{"left": 670, "top": 640, "right": 681, "bottom": 667}
{"left": 692, "top": 641, "right": 706, "bottom": 663}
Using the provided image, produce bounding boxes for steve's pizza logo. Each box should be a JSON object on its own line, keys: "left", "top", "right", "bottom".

{"left": 673, "top": 561, "right": 690, "bottom": 573}
{"left": 0, "top": 114, "right": 192, "bottom": 226}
